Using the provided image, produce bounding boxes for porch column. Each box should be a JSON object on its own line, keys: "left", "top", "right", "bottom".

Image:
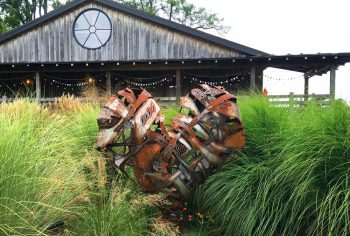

{"left": 106, "top": 71, "right": 112, "bottom": 96}
{"left": 304, "top": 74, "right": 309, "bottom": 101}
{"left": 250, "top": 66, "right": 256, "bottom": 91}
{"left": 35, "top": 72, "right": 41, "bottom": 103}
{"left": 176, "top": 70, "right": 181, "bottom": 100}
{"left": 330, "top": 65, "right": 336, "bottom": 99}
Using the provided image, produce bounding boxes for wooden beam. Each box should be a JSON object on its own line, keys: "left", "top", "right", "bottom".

{"left": 35, "top": 72, "right": 41, "bottom": 103}
{"left": 0, "top": 58, "right": 347, "bottom": 73}
{"left": 0, "top": 64, "right": 250, "bottom": 73}
{"left": 250, "top": 66, "right": 256, "bottom": 91}
{"left": 330, "top": 65, "right": 336, "bottom": 99}
{"left": 176, "top": 70, "right": 181, "bottom": 100}
{"left": 106, "top": 71, "right": 112, "bottom": 96}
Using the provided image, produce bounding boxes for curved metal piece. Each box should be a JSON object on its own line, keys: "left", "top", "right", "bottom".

{"left": 95, "top": 85, "right": 245, "bottom": 202}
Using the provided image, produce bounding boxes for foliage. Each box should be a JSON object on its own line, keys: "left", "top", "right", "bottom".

{"left": 67, "top": 178, "right": 153, "bottom": 235}
{"left": 116, "top": 0, "right": 230, "bottom": 34}
{"left": 161, "top": 104, "right": 180, "bottom": 124}
{"left": 0, "top": 17, "right": 9, "bottom": 34}
{"left": 195, "top": 96, "right": 350, "bottom": 236}
{"left": 52, "top": 0, "right": 68, "bottom": 10}
{"left": 0, "top": 0, "right": 229, "bottom": 35}
{"left": 0, "top": 0, "right": 67, "bottom": 33}
{"left": 3, "top": 95, "right": 350, "bottom": 235}
{"left": 0, "top": 100, "right": 88, "bottom": 234}
{"left": 0, "top": 98, "right": 156, "bottom": 235}
{"left": 0, "top": 0, "right": 230, "bottom": 35}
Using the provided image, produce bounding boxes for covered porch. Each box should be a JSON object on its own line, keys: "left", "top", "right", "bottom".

{"left": 0, "top": 52, "right": 349, "bottom": 103}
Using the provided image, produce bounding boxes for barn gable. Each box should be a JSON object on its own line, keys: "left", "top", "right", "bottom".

{"left": 0, "top": 0, "right": 267, "bottom": 64}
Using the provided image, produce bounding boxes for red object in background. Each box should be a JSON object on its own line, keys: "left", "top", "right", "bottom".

{"left": 263, "top": 87, "right": 268, "bottom": 96}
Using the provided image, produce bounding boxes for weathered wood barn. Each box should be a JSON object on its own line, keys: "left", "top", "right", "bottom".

{"left": 0, "top": 0, "right": 349, "bottom": 102}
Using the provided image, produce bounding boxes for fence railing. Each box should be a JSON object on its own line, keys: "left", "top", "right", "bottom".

{"left": 0, "top": 96, "right": 179, "bottom": 105}
{"left": 268, "top": 93, "right": 331, "bottom": 107}
{"left": 0, "top": 96, "right": 86, "bottom": 104}
{"left": 1, "top": 94, "right": 332, "bottom": 107}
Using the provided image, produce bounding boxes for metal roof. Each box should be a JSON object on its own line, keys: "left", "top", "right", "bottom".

{"left": 0, "top": 0, "right": 268, "bottom": 56}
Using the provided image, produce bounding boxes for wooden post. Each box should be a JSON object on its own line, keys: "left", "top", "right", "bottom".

{"left": 176, "top": 70, "right": 181, "bottom": 100}
{"left": 35, "top": 72, "right": 41, "bottom": 103}
{"left": 289, "top": 92, "right": 295, "bottom": 107}
{"left": 312, "top": 93, "right": 316, "bottom": 101}
{"left": 304, "top": 74, "right": 309, "bottom": 102}
{"left": 106, "top": 71, "right": 112, "bottom": 96}
{"left": 330, "top": 65, "right": 336, "bottom": 99}
{"left": 250, "top": 66, "right": 256, "bottom": 92}
{"left": 258, "top": 68, "right": 265, "bottom": 92}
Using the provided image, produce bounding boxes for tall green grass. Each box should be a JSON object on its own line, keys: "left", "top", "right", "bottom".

{"left": 0, "top": 100, "right": 91, "bottom": 235}
{"left": 196, "top": 96, "right": 350, "bottom": 235}
{"left": 0, "top": 99, "right": 154, "bottom": 235}
{"left": 3, "top": 95, "right": 350, "bottom": 235}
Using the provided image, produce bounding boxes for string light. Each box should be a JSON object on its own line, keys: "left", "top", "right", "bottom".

{"left": 25, "top": 79, "right": 32, "bottom": 85}
{"left": 51, "top": 79, "right": 87, "bottom": 87}
{"left": 263, "top": 74, "right": 304, "bottom": 81}
{"left": 183, "top": 71, "right": 251, "bottom": 86}
{"left": 125, "top": 78, "right": 169, "bottom": 87}
{"left": 190, "top": 76, "right": 246, "bottom": 86}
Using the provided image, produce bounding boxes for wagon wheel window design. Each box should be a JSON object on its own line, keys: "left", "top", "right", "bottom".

{"left": 73, "top": 9, "right": 112, "bottom": 49}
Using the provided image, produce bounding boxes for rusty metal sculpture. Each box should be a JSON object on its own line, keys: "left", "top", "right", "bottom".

{"left": 95, "top": 85, "right": 245, "bottom": 202}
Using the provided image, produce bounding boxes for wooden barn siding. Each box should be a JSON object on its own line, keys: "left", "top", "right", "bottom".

{"left": 0, "top": 2, "right": 241, "bottom": 63}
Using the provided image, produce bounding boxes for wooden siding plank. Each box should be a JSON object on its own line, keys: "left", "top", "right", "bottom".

{"left": 0, "top": 2, "right": 241, "bottom": 64}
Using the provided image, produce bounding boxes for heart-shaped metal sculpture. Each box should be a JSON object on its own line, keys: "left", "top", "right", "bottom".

{"left": 95, "top": 85, "right": 245, "bottom": 202}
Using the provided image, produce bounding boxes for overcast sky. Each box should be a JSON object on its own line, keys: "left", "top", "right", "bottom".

{"left": 188, "top": 0, "right": 350, "bottom": 102}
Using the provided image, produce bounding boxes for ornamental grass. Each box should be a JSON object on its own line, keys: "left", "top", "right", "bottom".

{"left": 2, "top": 95, "right": 350, "bottom": 235}
{"left": 196, "top": 96, "right": 350, "bottom": 236}
{"left": 0, "top": 98, "right": 153, "bottom": 235}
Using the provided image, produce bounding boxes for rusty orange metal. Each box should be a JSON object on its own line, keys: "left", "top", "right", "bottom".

{"left": 95, "top": 85, "right": 245, "bottom": 202}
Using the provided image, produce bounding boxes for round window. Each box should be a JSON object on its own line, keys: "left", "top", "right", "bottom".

{"left": 73, "top": 9, "right": 112, "bottom": 49}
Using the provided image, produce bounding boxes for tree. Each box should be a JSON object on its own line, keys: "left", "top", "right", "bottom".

{"left": 0, "top": 0, "right": 34, "bottom": 28}
{"left": 0, "top": 0, "right": 64, "bottom": 34}
{"left": 0, "top": 18, "right": 9, "bottom": 35}
{"left": 116, "top": 0, "right": 230, "bottom": 34}
{"left": 0, "top": 0, "right": 229, "bottom": 35}
{"left": 51, "top": 0, "right": 67, "bottom": 10}
{"left": 120, "top": 0, "right": 159, "bottom": 15}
